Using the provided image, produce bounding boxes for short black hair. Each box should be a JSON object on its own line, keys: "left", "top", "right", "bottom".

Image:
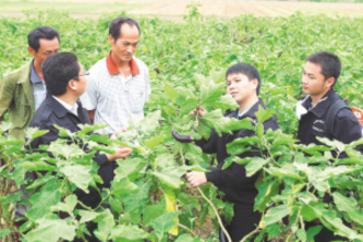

{"left": 27, "top": 26, "right": 60, "bottom": 52}
{"left": 42, "top": 52, "right": 80, "bottom": 96}
{"left": 306, "top": 51, "right": 341, "bottom": 85}
{"left": 109, "top": 17, "right": 140, "bottom": 40}
{"left": 226, "top": 63, "right": 261, "bottom": 95}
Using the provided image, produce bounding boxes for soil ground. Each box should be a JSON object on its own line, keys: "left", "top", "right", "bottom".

{"left": 1, "top": 0, "right": 363, "bottom": 19}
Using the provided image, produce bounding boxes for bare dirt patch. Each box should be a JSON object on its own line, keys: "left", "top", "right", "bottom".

{"left": 1, "top": 0, "right": 363, "bottom": 19}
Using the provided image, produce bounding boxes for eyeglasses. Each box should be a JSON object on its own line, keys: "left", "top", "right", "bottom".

{"left": 79, "top": 71, "right": 90, "bottom": 77}
{"left": 72, "top": 71, "right": 90, "bottom": 80}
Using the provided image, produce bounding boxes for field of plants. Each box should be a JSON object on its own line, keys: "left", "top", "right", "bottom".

{"left": 1, "top": 6, "right": 363, "bottom": 242}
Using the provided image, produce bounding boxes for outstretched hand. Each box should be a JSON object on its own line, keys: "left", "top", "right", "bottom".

{"left": 107, "top": 147, "right": 132, "bottom": 161}
{"left": 186, "top": 171, "right": 207, "bottom": 187}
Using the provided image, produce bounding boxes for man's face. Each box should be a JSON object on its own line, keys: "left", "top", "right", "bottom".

{"left": 29, "top": 38, "right": 60, "bottom": 66}
{"left": 301, "top": 61, "right": 333, "bottom": 97}
{"left": 109, "top": 24, "right": 139, "bottom": 63}
{"left": 75, "top": 65, "right": 87, "bottom": 96}
{"left": 226, "top": 73, "right": 257, "bottom": 105}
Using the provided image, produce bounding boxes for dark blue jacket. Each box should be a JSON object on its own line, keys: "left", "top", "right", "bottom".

{"left": 30, "top": 95, "right": 115, "bottom": 189}
{"left": 298, "top": 90, "right": 362, "bottom": 146}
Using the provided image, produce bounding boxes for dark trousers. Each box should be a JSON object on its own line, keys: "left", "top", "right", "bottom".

{"left": 220, "top": 203, "right": 261, "bottom": 242}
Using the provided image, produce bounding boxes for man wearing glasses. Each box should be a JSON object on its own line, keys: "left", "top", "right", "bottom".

{"left": 81, "top": 17, "right": 151, "bottom": 135}
{"left": 0, "top": 26, "right": 60, "bottom": 139}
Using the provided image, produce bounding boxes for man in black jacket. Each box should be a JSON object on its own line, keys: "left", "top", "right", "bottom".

{"left": 297, "top": 52, "right": 362, "bottom": 242}
{"left": 30, "top": 52, "right": 132, "bottom": 195}
{"left": 297, "top": 51, "right": 361, "bottom": 147}
{"left": 174, "top": 63, "right": 278, "bottom": 242}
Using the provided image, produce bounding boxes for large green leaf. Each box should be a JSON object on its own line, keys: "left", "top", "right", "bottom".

{"left": 260, "top": 205, "right": 290, "bottom": 228}
{"left": 94, "top": 209, "right": 115, "bottom": 241}
{"left": 60, "top": 164, "right": 92, "bottom": 193}
{"left": 26, "top": 179, "right": 62, "bottom": 221}
{"left": 246, "top": 157, "right": 270, "bottom": 177}
{"left": 51, "top": 194, "right": 77, "bottom": 215}
{"left": 333, "top": 192, "right": 363, "bottom": 226}
{"left": 24, "top": 218, "right": 76, "bottom": 242}
{"left": 110, "top": 225, "right": 149, "bottom": 241}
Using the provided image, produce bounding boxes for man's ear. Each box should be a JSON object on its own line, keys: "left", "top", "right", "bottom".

{"left": 108, "top": 35, "right": 115, "bottom": 45}
{"left": 325, "top": 76, "right": 336, "bottom": 89}
{"left": 251, "top": 78, "right": 259, "bottom": 90}
{"left": 28, "top": 47, "right": 36, "bottom": 57}
{"left": 68, "top": 79, "right": 78, "bottom": 91}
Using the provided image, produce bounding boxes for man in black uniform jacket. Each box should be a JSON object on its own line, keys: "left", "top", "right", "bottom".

{"left": 29, "top": 53, "right": 132, "bottom": 241}
{"left": 30, "top": 52, "right": 132, "bottom": 189}
{"left": 174, "top": 63, "right": 278, "bottom": 242}
{"left": 297, "top": 52, "right": 362, "bottom": 241}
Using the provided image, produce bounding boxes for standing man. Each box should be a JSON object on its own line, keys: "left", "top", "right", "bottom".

{"left": 0, "top": 26, "right": 60, "bottom": 139}
{"left": 296, "top": 51, "right": 362, "bottom": 241}
{"left": 29, "top": 52, "right": 132, "bottom": 241}
{"left": 30, "top": 52, "right": 132, "bottom": 189}
{"left": 82, "top": 17, "right": 151, "bottom": 134}
{"left": 173, "top": 63, "right": 278, "bottom": 242}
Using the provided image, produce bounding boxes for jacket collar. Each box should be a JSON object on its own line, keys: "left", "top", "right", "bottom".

{"left": 106, "top": 51, "right": 140, "bottom": 76}
{"left": 16, "top": 60, "right": 35, "bottom": 112}
{"left": 228, "top": 99, "right": 264, "bottom": 119}
{"left": 302, "top": 89, "right": 339, "bottom": 118}
{"left": 45, "top": 95, "right": 85, "bottom": 121}
{"left": 17, "top": 60, "right": 33, "bottom": 84}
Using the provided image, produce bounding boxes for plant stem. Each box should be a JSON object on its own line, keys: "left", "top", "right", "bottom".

{"left": 240, "top": 227, "right": 260, "bottom": 242}
{"left": 178, "top": 223, "right": 197, "bottom": 237}
{"left": 197, "top": 187, "right": 232, "bottom": 242}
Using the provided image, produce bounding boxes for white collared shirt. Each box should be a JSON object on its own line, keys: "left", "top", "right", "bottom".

{"left": 52, "top": 96, "right": 79, "bottom": 116}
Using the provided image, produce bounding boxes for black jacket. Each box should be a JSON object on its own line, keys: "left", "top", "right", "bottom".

{"left": 297, "top": 90, "right": 362, "bottom": 146}
{"left": 196, "top": 99, "right": 279, "bottom": 204}
{"left": 30, "top": 95, "right": 115, "bottom": 188}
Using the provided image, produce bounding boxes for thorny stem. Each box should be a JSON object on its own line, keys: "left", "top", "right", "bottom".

{"left": 197, "top": 187, "right": 232, "bottom": 242}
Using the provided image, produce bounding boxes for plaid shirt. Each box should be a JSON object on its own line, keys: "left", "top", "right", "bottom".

{"left": 81, "top": 54, "right": 150, "bottom": 134}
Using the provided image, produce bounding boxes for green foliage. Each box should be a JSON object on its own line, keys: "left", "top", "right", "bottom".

{"left": 0, "top": 7, "right": 363, "bottom": 242}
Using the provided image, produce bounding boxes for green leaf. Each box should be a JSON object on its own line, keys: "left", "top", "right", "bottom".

{"left": 150, "top": 212, "right": 178, "bottom": 241}
{"left": 152, "top": 167, "right": 185, "bottom": 189}
{"left": 301, "top": 204, "right": 318, "bottom": 222}
{"left": 333, "top": 192, "right": 363, "bottom": 226}
{"left": 0, "top": 229, "right": 11, "bottom": 239}
{"left": 24, "top": 218, "right": 76, "bottom": 242}
{"left": 18, "top": 160, "right": 56, "bottom": 172}
{"left": 51, "top": 194, "right": 77, "bottom": 214}
{"left": 114, "top": 158, "right": 143, "bottom": 181}
{"left": 78, "top": 210, "right": 99, "bottom": 224}
{"left": 246, "top": 157, "right": 270, "bottom": 177}
{"left": 217, "top": 94, "right": 239, "bottom": 110}
{"left": 256, "top": 107, "right": 273, "bottom": 124}
{"left": 143, "top": 202, "right": 165, "bottom": 225}
{"left": 260, "top": 205, "right": 290, "bottom": 228}
{"left": 175, "top": 234, "right": 201, "bottom": 242}
{"left": 306, "top": 225, "right": 322, "bottom": 242}
{"left": 26, "top": 127, "right": 49, "bottom": 140}
{"left": 254, "top": 179, "right": 279, "bottom": 211}
{"left": 48, "top": 142, "right": 85, "bottom": 159}
{"left": 199, "top": 76, "right": 225, "bottom": 107}
{"left": 27, "top": 179, "right": 62, "bottom": 221}
{"left": 226, "top": 136, "right": 259, "bottom": 156}
{"left": 95, "top": 209, "right": 115, "bottom": 241}
{"left": 110, "top": 225, "right": 149, "bottom": 241}
{"left": 60, "top": 164, "right": 92, "bottom": 193}
{"left": 111, "top": 178, "right": 139, "bottom": 197}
